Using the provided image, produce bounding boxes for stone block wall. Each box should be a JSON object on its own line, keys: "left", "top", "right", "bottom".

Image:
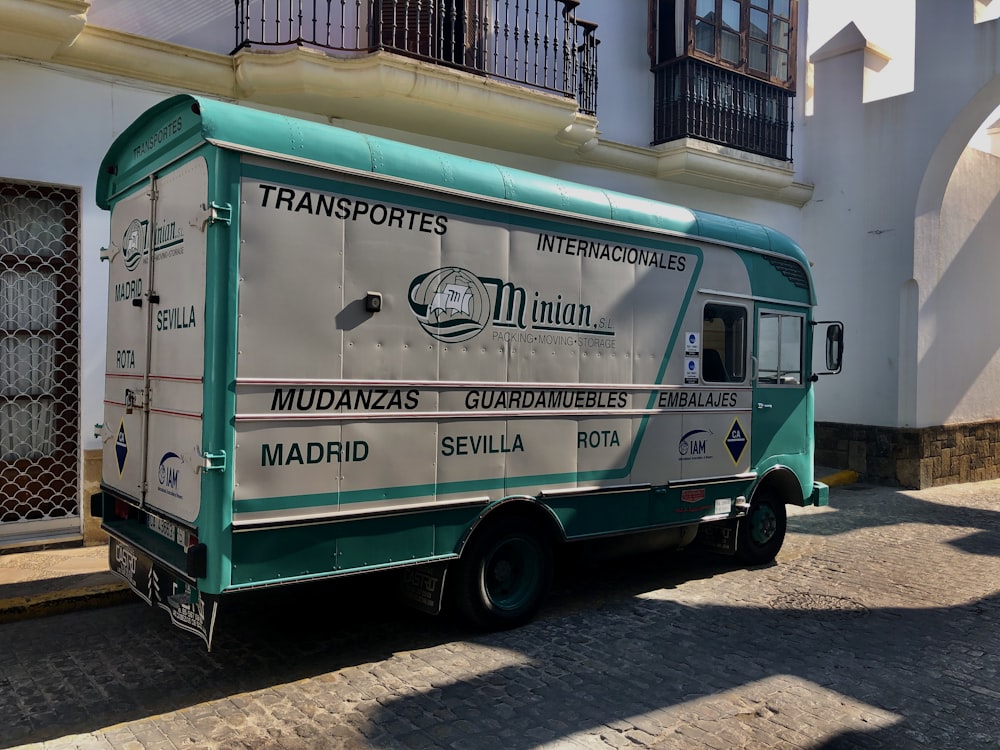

{"left": 816, "top": 421, "right": 1000, "bottom": 489}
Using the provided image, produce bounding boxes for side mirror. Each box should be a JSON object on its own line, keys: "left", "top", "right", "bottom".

{"left": 826, "top": 323, "right": 843, "bottom": 373}
{"left": 810, "top": 321, "right": 844, "bottom": 379}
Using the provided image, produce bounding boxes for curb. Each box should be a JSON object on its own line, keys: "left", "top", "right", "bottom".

{"left": 819, "top": 469, "right": 860, "bottom": 488}
{"left": 0, "top": 581, "right": 132, "bottom": 624}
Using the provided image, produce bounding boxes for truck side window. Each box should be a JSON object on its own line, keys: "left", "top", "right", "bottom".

{"left": 757, "top": 311, "right": 803, "bottom": 385}
{"left": 702, "top": 303, "right": 747, "bottom": 383}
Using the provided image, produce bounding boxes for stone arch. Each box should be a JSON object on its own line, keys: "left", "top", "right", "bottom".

{"left": 910, "top": 74, "right": 1000, "bottom": 428}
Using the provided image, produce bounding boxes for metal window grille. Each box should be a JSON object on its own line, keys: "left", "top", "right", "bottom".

{"left": 653, "top": 58, "right": 792, "bottom": 161}
{"left": 0, "top": 181, "right": 80, "bottom": 544}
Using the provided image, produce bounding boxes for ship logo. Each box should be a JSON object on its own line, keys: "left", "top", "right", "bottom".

{"left": 122, "top": 219, "right": 148, "bottom": 272}
{"left": 408, "top": 266, "right": 491, "bottom": 343}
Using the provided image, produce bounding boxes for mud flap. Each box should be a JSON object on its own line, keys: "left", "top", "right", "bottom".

{"left": 398, "top": 563, "right": 448, "bottom": 615}
{"left": 165, "top": 590, "right": 219, "bottom": 651}
{"left": 109, "top": 535, "right": 158, "bottom": 604}
{"left": 697, "top": 519, "right": 739, "bottom": 555}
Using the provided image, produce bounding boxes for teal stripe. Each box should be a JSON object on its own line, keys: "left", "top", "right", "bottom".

{"left": 235, "top": 465, "right": 631, "bottom": 515}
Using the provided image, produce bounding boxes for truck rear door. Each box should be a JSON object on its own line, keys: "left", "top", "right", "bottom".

{"left": 102, "top": 157, "right": 208, "bottom": 524}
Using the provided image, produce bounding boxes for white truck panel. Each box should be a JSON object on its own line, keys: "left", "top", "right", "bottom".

{"left": 230, "top": 156, "right": 757, "bottom": 511}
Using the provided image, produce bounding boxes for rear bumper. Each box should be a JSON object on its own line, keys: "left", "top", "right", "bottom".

{"left": 92, "top": 490, "right": 208, "bottom": 579}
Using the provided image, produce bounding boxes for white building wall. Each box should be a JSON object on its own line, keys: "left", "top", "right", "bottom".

{"left": 575, "top": 2, "right": 655, "bottom": 149}
{"left": 0, "top": 61, "right": 176, "bottom": 453}
{"left": 7, "top": 0, "right": 1000, "bottom": 513}
{"left": 805, "top": 0, "right": 1000, "bottom": 429}
{"left": 1, "top": 6, "right": 807, "bottom": 467}
{"left": 921, "top": 146, "right": 1000, "bottom": 425}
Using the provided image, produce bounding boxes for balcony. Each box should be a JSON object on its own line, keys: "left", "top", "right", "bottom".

{"left": 234, "top": 0, "right": 599, "bottom": 116}
{"left": 3, "top": 1, "right": 811, "bottom": 203}
{"left": 653, "top": 58, "right": 793, "bottom": 162}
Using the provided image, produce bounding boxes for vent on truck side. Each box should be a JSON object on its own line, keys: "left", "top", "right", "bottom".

{"left": 767, "top": 257, "right": 810, "bottom": 290}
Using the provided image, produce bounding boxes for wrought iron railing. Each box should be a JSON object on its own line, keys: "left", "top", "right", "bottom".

{"left": 653, "top": 59, "right": 793, "bottom": 161}
{"left": 234, "top": 0, "right": 599, "bottom": 115}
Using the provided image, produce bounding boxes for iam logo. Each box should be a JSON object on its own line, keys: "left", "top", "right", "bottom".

{"left": 122, "top": 218, "right": 148, "bottom": 272}
{"left": 678, "top": 428, "right": 712, "bottom": 460}
{"left": 156, "top": 451, "right": 184, "bottom": 499}
{"left": 408, "top": 266, "right": 491, "bottom": 343}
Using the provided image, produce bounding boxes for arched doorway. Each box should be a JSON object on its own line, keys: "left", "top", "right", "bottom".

{"left": 904, "top": 75, "right": 1000, "bottom": 484}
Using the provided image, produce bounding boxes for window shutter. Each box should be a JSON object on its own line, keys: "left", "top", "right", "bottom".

{"left": 648, "top": 0, "right": 658, "bottom": 65}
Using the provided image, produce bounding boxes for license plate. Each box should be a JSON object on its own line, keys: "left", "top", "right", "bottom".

{"left": 147, "top": 513, "right": 184, "bottom": 546}
{"left": 109, "top": 536, "right": 155, "bottom": 604}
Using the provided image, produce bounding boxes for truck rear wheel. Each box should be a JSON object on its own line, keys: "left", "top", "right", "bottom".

{"left": 452, "top": 518, "right": 552, "bottom": 630}
{"left": 736, "top": 492, "right": 787, "bottom": 565}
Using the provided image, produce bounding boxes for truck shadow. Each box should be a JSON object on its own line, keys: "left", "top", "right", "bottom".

{"left": 789, "top": 481, "right": 1000, "bottom": 558}
{"left": 361, "top": 572, "right": 1000, "bottom": 748}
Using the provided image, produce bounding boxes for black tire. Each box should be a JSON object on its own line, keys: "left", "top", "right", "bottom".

{"left": 736, "top": 492, "right": 787, "bottom": 565}
{"left": 452, "top": 518, "right": 553, "bottom": 630}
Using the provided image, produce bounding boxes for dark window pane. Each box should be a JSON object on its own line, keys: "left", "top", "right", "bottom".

{"left": 722, "top": 0, "right": 741, "bottom": 30}
{"left": 750, "top": 9, "right": 768, "bottom": 39}
{"left": 751, "top": 0, "right": 768, "bottom": 9}
{"left": 749, "top": 39, "right": 768, "bottom": 71}
{"left": 696, "top": 0, "right": 715, "bottom": 19}
{"left": 771, "top": 48, "right": 788, "bottom": 80}
{"left": 772, "top": 18, "right": 789, "bottom": 49}
{"left": 695, "top": 19, "right": 716, "bottom": 54}
{"left": 721, "top": 29, "right": 740, "bottom": 63}
{"left": 773, "top": 0, "right": 790, "bottom": 18}
{"left": 703, "top": 304, "right": 747, "bottom": 384}
{"left": 656, "top": 0, "right": 679, "bottom": 62}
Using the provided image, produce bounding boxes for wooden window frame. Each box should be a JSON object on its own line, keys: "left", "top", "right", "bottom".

{"left": 649, "top": 0, "right": 797, "bottom": 92}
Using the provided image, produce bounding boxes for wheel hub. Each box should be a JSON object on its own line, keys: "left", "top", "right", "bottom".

{"left": 751, "top": 505, "right": 777, "bottom": 544}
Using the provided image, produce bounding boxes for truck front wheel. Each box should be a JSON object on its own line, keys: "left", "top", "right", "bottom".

{"left": 736, "top": 492, "right": 787, "bottom": 565}
{"left": 452, "top": 518, "right": 552, "bottom": 630}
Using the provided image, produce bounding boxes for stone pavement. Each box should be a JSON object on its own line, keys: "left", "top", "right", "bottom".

{"left": 3, "top": 468, "right": 1000, "bottom": 749}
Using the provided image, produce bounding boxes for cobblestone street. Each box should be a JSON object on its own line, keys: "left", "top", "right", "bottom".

{"left": 2, "top": 479, "right": 999, "bottom": 749}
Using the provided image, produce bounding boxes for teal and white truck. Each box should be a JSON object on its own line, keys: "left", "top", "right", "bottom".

{"left": 92, "top": 95, "right": 843, "bottom": 647}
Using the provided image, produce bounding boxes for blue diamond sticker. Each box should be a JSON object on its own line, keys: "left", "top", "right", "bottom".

{"left": 725, "top": 418, "right": 748, "bottom": 464}
{"left": 115, "top": 419, "right": 128, "bottom": 476}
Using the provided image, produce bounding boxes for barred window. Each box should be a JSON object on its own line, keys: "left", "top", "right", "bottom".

{"left": 0, "top": 181, "right": 80, "bottom": 528}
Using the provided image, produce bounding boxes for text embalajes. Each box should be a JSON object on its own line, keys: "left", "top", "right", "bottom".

{"left": 658, "top": 391, "right": 738, "bottom": 409}
{"left": 258, "top": 184, "right": 447, "bottom": 235}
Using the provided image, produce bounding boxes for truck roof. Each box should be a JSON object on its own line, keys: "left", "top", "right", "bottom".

{"left": 97, "top": 94, "right": 814, "bottom": 303}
